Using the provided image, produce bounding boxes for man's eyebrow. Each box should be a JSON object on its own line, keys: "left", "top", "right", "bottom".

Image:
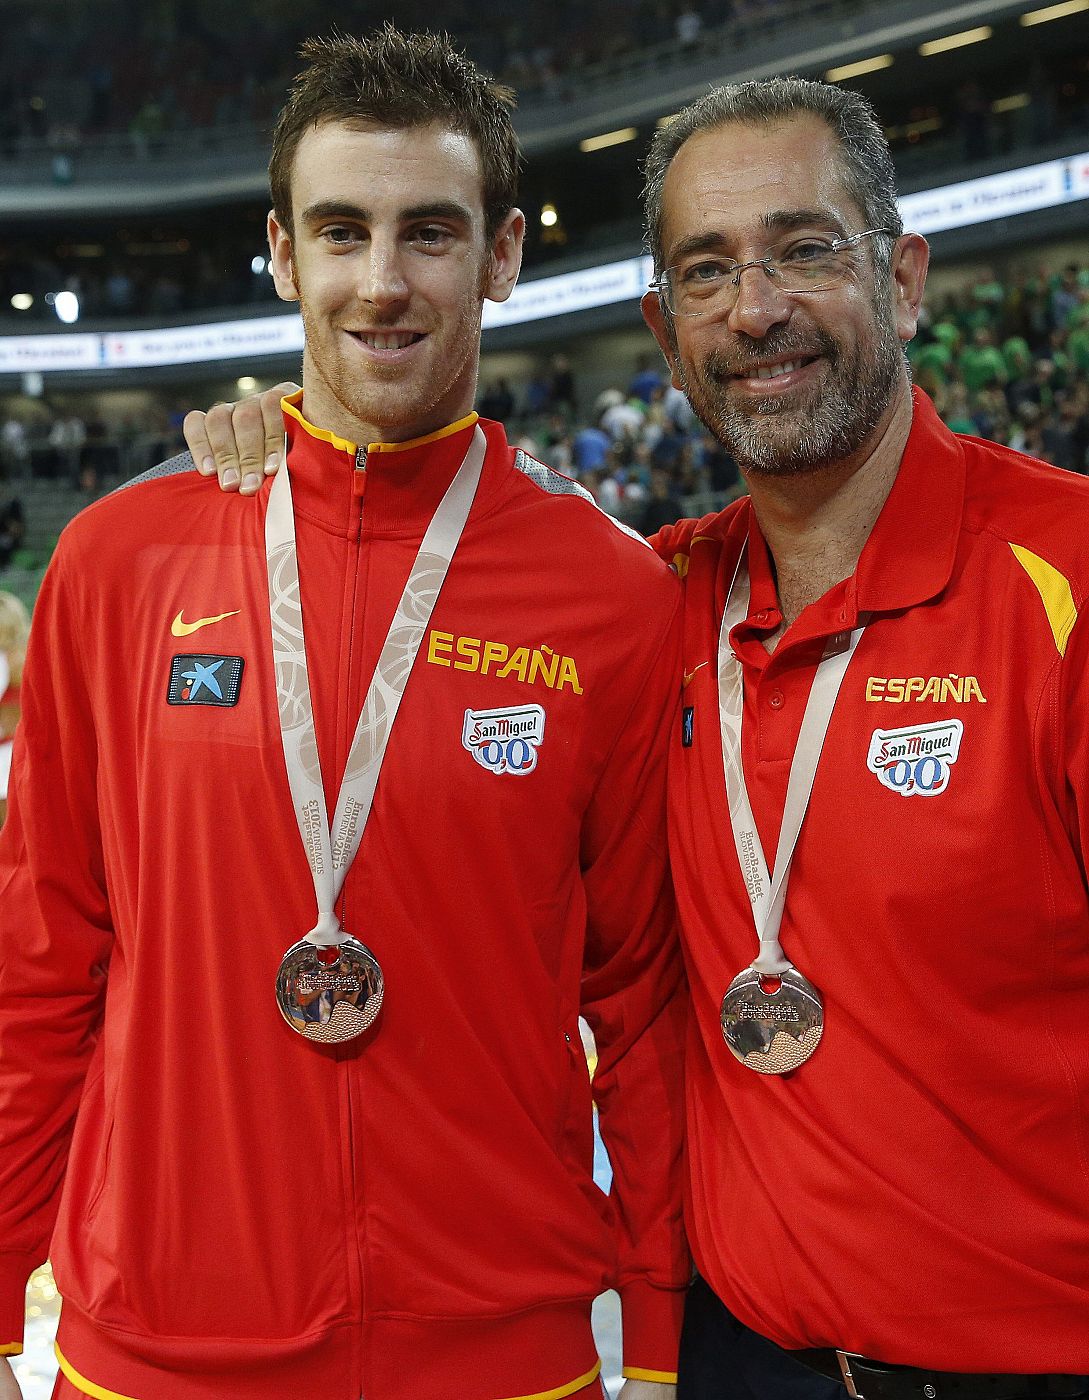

{"left": 665, "top": 208, "right": 849, "bottom": 265}
{"left": 299, "top": 199, "right": 475, "bottom": 227}
{"left": 300, "top": 200, "right": 370, "bottom": 226}
{"left": 760, "top": 208, "right": 849, "bottom": 236}
{"left": 400, "top": 200, "right": 475, "bottom": 225}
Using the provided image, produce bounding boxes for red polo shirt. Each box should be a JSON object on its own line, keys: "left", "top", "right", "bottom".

{"left": 655, "top": 388, "right": 1089, "bottom": 1370}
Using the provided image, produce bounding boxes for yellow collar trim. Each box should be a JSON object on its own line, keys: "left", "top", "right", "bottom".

{"left": 280, "top": 392, "right": 478, "bottom": 458}
{"left": 280, "top": 392, "right": 355, "bottom": 458}
{"left": 366, "top": 411, "right": 478, "bottom": 454}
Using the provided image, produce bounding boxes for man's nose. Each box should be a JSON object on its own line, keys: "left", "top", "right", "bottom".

{"left": 724, "top": 261, "right": 793, "bottom": 339}
{"left": 358, "top": 240, "right": 409, "bottom": 307}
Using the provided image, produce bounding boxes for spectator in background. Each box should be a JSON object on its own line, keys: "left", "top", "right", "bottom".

{"left": 696, "top": 433, "right": 740, "bottom": 495}
{"left": 0, "top": 590, "right": 29, "bottom": 829}
{"left": 0, "top": 498, "right": 25, "bottom": 569}
{"left": 1051, "top": 263, "right": 1081, "bottom": 331}
{"left": 601, "top": 389, "right": 645, "bottom": 443}
{"left": 958, "top": 326, "right": 1008, "bottom": 395}
{"left": 629, "top": 354, "right": 666, "bottom": 404}
{"left": 477, "top": 377, "right": 516, "bottom": 422}
{"left": 571, "top": 420, "right": 611, "bottom": 475}
{"left": 0, "top": 423, "right": 29, "bottom": 480}
{"left": 548, "top": 352, "right": 578, "bottom": 418}
{"left": 637, "top": 467, "right": 685, "bottom": 536}
{"left": 48, "top": 411, "right": 86, "bottom": 479}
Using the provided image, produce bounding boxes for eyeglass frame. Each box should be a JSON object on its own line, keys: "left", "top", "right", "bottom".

{"left": 648, "top": 227, "right": 900, "bottom": 317}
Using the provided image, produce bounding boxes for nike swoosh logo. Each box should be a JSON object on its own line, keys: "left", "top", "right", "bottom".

{"left": 171, "top": 609, "right": 241, "bottom": 637}
{"left": 683, "top": 662, "right": 709, "bottom": 689}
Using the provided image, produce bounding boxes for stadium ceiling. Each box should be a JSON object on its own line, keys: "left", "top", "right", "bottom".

{"left": 0, "top": 0, "right": 1057, "bottom": 219}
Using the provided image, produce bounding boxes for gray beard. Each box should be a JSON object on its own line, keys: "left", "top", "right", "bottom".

{"left": 677, "top": 309, "right": 904, "bottom": 477}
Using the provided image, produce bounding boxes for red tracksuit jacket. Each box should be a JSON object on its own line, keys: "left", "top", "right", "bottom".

{"left": 0, "top": 402, "right": 688, "bottom": 1400}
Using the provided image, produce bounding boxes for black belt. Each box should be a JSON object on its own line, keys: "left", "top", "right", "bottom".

{"left": 795, "top": 1348, "right": 1089, "bottom": 1400}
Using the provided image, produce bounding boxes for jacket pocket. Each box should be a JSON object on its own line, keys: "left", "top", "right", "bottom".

{"left": 84, "top": 1069, "right": 116, "bottom": 1224}
{"left": 556, "top": 1020, "right": 595, "bottom": 1175}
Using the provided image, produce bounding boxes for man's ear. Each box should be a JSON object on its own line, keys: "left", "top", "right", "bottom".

{"left": 891, "top": 232, "right": 929, "bottom": 344}
{"left": 485, "top": 208, "right": 526, "bottom": 305}
{"left": 641, "top": 290, "right": 684, "bottom": 390}
{"left": 268, "top": 209, "right": 300, "bottom": 304}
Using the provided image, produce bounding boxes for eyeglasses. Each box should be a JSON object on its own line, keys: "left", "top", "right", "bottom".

{"left": 648, "top": 228, "right": 897, "bottom": 317}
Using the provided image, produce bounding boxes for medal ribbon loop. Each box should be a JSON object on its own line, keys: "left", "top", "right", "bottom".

{"left": 718, "top": 550, "right": 865, "bottom": 974}
{"left": 265, "top": 424, "right": 487, "bottom": 946}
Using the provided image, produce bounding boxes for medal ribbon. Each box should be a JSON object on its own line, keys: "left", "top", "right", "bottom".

{"left": 265, "top": 424, "right": 486, "bottom": 947}
{"left": 718, "top": 549, "right": 865, "bottom": 974}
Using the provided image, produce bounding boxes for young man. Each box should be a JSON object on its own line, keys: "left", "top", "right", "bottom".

{"left": 0, "top": 30, "right": 686, "bottom": 1400}
{"left": 203, "top": 72, "right": 1089, "bottom": 1400}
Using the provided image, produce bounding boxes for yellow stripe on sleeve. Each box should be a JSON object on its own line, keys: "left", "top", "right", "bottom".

{"left": 1009, "top": 543, "right": 1079, "bottom": 657}
{"left": 55, "top": 1342, "right": 142, "bottom": 1400}
{"left": 499, "top": 1358, "right": 603, "bottom": 1400}
{"left": 623, "top": 1366, "right": 679, "bottom": 1382}
{"left": 0, "top": 1343, "right": 23, "bottom": 1356}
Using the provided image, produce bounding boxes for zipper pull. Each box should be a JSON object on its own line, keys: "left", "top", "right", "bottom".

{"left": 352, "top": 446, "right": 366, "bottom": 499}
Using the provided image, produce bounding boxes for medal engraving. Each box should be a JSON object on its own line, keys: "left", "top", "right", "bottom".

{"left": 276, "top": 937, "right": 384, "bottom": 1044}
{"left": 720, "top": 966, "right": 823, "bottom": 1074}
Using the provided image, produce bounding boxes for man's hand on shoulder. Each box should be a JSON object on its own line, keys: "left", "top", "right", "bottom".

{"left": 182, "top": 380, "right": 298, "bottom": 495}
{"left": 0, "top": 1357, "right": 24, "bottom": 1399}
{"left": 616, "top": 1381, "right": 676, "bottom": 1400}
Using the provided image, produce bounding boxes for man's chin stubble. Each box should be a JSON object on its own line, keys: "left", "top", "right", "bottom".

{"left": 681, "top": 330, "right": 902, "bottom": 478}
{"left": 679, "top": 369, "right": 835, "bottom": 477}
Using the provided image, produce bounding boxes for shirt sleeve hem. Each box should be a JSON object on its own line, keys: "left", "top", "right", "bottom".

{"left": 0, "top": 1254, "right": 40, "bottom": 1351}
{"left": 619, "top": 1279, "right": 686, "bottom": 1379}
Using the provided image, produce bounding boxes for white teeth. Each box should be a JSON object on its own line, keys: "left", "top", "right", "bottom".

{"left": 360, "top": 332, "right": 418, "bottom": 350}
{"left": 754, "top": 360, "right": 802, "bottom": 380}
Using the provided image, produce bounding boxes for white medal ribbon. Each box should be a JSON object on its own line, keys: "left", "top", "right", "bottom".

{"left": 718, "top": 549, "right": 865, "bottom": 974}
{"left": 265, "top": 424, "right": 486, "bottom": 947}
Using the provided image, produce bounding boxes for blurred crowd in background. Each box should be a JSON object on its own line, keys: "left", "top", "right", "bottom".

{"left": 4, "top": 0, "right": 1087, "bottom": 158}
{"left": 0, "top": 0, "right": 770, "bottom": 153}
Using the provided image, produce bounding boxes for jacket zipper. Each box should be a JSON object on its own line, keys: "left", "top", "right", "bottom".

{"left": 342, "top": 443, "right": 368, "bottom": 1399}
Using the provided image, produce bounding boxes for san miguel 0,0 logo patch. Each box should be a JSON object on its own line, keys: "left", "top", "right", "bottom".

{"left": 866, "top": 719, "right": 963, "bottom": 797}
{"left": 462, "top": 704, "right": 545, "bottom": 776}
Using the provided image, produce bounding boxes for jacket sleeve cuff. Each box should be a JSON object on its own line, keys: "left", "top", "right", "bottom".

{"left": 0, "top": 1254, "right": 37, "bottom": 1354}
{"left": 619, "top": 1278, "right": 685, "bottom": 1382}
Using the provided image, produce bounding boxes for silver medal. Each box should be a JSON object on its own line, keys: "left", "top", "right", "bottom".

{"left": 276, "top": 937, "right": 384, "bottom": 1044}
{"left": 265, "top": 427, "right": 486, "bottom": 1053}
{"left": 720, "top": 965, "right": 823, "bottom": 1075}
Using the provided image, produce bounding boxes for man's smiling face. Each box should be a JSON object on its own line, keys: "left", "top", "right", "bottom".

{"left": 269, "top": 119, "right": 523, "bottom": 444}
{"left": 642, "top": 113, "right": 914, "bottom": 479}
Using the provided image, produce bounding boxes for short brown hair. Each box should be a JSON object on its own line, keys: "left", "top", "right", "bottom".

{"left": 269, "top": 25, "right": 521, "bottom": 241}
{"left": 643, "top": 77, "right": 902, "bottom": 273}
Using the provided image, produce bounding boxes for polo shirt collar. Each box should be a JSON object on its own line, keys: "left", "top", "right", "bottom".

{"left": 853, "top": 386, "right": 965, "bottom": 616}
